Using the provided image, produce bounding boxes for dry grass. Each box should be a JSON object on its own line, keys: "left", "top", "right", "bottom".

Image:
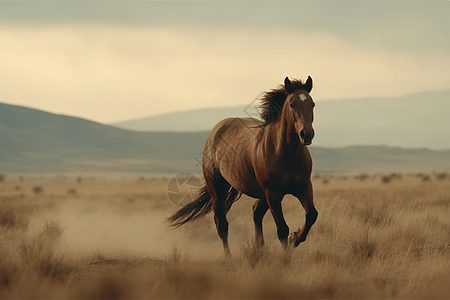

{"left": 0, "top": 174, "right": 450, "bottom": 298}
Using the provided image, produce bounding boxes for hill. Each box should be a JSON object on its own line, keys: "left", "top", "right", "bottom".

{"left": 111, "top": 89, "right": 450, "bottom": 150}
{"left": 0, "top": 102, "right": 449, "bottom": 175}
{"left": 0, "top": 102, "right": 208, "bottom": 174}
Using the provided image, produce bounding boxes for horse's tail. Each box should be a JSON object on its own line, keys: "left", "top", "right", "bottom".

{"left": 167, "top": 183, "right": 241, "bottom": 228}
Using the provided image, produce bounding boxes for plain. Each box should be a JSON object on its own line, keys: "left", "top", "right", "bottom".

{"left": 1, "top": 173, "right": 450, "bottom": 298}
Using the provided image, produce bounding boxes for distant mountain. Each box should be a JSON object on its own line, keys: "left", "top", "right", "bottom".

{"left": 111, "top": 89, "right": 450, "bottom": 150}
{"left": 1, "top": 102, "right": 449, "bottom": 175}
{"left": 0, "top": 102, "right": 208, "bottom": 173}
{"left": 111, "top": 106, "right": 250, "bottom": 133}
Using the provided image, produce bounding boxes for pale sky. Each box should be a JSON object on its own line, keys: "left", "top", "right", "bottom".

{"left": 0, "top": 1, "right": 449, "bottom": 123}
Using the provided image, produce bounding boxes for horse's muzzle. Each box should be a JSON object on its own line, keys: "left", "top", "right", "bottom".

{"left": 300, "top": 129, "right": 314, "bottom": 145}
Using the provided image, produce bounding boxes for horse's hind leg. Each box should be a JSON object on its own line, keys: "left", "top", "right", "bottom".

{"left": 206, "top": 172, "right": 232, "bottom": 256}
{"left": 253, "top": 198, "right": 269, "bottom": 247}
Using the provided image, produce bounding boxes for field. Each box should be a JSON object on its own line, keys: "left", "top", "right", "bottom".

{"left": 1, "top": 173, "right": 450, "bottom": 298}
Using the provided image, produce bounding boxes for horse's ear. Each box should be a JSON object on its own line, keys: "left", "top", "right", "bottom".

{"left": 305, "top": 76, "right": 313, "bottom": 93}
{"left": 284, "top": 77, "right": 294, "bottom": 93}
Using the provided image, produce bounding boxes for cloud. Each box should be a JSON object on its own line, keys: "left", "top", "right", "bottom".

{"left": 1, "top": 2, "right": 448, "bottom": 55}
{"left": 0, "top": 25, "right": 449, "bottom": 123}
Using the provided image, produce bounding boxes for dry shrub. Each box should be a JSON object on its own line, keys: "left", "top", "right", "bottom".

{"left": 165, "top": 246, "right": 187, "bottom": 265}
{"left": 19, "top": 220, "right": 74, "bottom": 282}
{"left": 382, "top": 175, "right": 392, "bottom": 184}
{"left": 0, "top": 174, "right": 4, "bottom": 182}
{"left": 382, "top": 173, "right": 402, "bottom": 183}
{"left": 355, "top": 173, "right": 369, "bottom": 181}
{"left": 350, "top": 233, "right": 377, "bottom": 261}
{"left": 40, "top": 220, "right": 66, "bottom": 240}
{"left": 91, "top": 249, "right": 108, "bottom": 262}
{"left": 422, "top": 175, "right": 430, "bottom": 182}
{"left": 240, "top": 240, "right": 271, "bottom": 269}
{"left": 33, "top": 186, "right": 43, "bottom": 194}
{"left": 0, "top": 218, "right": 74, "bottom": 294}
{"left": 67, "top": 188, "right": 77, "bottom": 195}
{"left": 436, "top": 173, "right": 448, "bottom": 180}
{"left": 240, "top": 240, "right": 293, "bottom": 270}
{"left": 76, "top": 176, "right": 82, "bottom": 183}
{"left": 0, "top": 207, "right": 29, "bottom": 232}
{"left": 0, "top": 245, "right": 20, "bottom": 289}
{"left": 415, "top": 173, "right": 431, "bottom": 182}
{"left": 390, "top": 173, "right": 402, "bottom": 180}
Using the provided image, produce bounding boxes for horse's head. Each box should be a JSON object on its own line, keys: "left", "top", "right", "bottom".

{"left": 284, "top": 76, "right": 315, "bottom": 145}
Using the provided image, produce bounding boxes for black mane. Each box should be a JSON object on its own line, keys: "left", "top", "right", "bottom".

{"left": 259, "top": 78, "right": 310, "bottom": 126}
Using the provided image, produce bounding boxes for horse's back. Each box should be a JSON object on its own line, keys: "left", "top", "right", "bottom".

{"left": 210, "top": 117, "right": 262, "bottom": 132}
{"left": 207, "top": 117, "right": 262, "bottom": 148}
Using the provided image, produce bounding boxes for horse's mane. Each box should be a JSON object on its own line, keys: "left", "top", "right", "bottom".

{"left": 260, "top": 78, "right": 310, "bottom": 126}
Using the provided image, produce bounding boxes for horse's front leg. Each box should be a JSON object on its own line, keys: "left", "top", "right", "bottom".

{"left": 291, "top": 181, "right": 318, "bottom": 247}
{"left": 265, "top": 191, "right": 289, "bottom": 247}
{"left": 253, "top": 198, "right": 269, "bottom": 247}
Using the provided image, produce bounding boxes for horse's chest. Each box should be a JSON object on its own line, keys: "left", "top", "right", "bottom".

{"left": 276, "top": 173, "right": 306, "bottom": 188}
{"left": 267, "top": 159, "right": 310, "bottom": 189}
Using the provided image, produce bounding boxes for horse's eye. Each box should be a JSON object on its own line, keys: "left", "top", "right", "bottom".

{"left": 289, "top": 103, "right": 294, "bottom": 108}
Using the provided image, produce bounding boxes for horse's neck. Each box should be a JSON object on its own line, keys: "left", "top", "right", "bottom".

{"left": 267, "top": 117, "right": 304, "bottom": 158}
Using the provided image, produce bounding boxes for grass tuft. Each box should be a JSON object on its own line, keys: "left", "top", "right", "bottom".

{"left": 0, "top": 207, "right": 29, "bottom": 232}
{"left": 350, "top": 233, "right": 377, "bottom": 261}
{"left": 240, "top": 240, "right": 270, "bottom": 269}
{"left": 165, "top": 246, "right": 187, "bottom": 265}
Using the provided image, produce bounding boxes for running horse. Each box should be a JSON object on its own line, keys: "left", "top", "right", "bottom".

{"left": 168, "top": 76, "right": 318, "bottom": 255}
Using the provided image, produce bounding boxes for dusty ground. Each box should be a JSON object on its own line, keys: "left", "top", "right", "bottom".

{"left": 1, "top": 173, "right": 450, "bottom": 298}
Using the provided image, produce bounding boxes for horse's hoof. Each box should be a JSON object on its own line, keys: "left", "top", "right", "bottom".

{"left": 289, "top": 228, "right": 302, "bottom": 247}
{"left": 288, "top": 234, "right": 297, "bottom": 247}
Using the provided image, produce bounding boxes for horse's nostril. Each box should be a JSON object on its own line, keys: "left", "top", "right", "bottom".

{"left": 300, "top": 130, "right": 307, "bottom": 139}
{"left": 300, "top": 130, "right": 313, "bottom": 143}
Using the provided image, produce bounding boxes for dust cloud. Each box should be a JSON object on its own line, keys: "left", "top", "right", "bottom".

{"left": 27, "top": 199, "right": 225, "bottom": 260}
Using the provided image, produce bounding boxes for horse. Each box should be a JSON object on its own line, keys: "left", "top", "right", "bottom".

{"left": 168, "top": 76, "right": 318, "bottom": 256}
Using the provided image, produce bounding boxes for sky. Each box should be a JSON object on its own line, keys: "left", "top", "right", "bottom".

{"left": 0, "top": 1, "right": 449, "bottom": 124}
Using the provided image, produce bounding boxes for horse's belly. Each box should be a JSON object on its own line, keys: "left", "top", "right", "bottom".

{"left": 240, "top": 187, "right": 265, "bottom": 199}
{"left": 220, "top": 161, "right": 264, "bottom": 199}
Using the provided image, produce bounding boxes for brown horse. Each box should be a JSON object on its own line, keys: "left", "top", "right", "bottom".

{"left": 168, "top": 76, "right": 317, "bottom": 255}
